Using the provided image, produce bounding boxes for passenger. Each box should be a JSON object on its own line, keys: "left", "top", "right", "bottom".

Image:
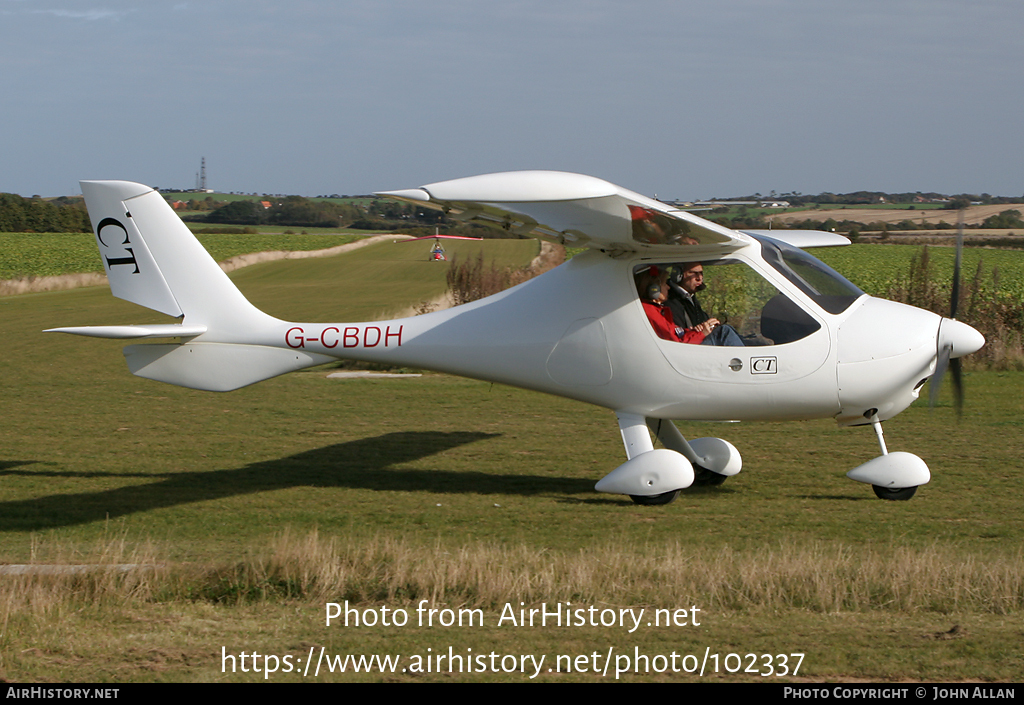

{"left": 637, "top": 266, "right": 706, "bottom": 344}
{"left": 667, "top": 262, "right": 744, "bottom": 346}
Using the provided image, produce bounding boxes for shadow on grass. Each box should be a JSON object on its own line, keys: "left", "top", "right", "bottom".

{"left": 0, "top": 460, "right": 39, "bottom": 472}
{"left": 0, "top": 431, "right": 597, "bottom": 531}
{"left": 557, "top": 480, "right": 738, "bottom": 506}
{"left": 799, "top": 494, "right": 871, "bottom": 501}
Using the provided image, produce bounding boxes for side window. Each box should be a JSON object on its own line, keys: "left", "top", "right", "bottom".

{"left": 634, "top": 261, "right": 821, "bottom": 346}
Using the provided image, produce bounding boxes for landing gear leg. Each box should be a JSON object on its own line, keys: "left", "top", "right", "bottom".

{"left": 871, "top": 415, "right": 888, "bottom": 456}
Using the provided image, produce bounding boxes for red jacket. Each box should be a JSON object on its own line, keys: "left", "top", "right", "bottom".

{"left": 642, "top": 301, "right": 705, "bottom": 344}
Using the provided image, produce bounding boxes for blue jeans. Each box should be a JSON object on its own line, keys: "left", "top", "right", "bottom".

{"left": 700, "top": 324, "right": 744, "bottom": 347}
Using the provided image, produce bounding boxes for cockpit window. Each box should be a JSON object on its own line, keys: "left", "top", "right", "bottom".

{"left": 634, "top": 260, "right": 821, "bottom": 346}
{"left": 752, "top": 234, "right": 864, "bottom": 314}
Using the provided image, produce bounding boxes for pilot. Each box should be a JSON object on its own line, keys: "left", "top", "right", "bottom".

{"left": 667, "top": 262, "right": 744, "bottom": 346}
{"left": 638, "top": 266, "right": 706, "bottom": 344}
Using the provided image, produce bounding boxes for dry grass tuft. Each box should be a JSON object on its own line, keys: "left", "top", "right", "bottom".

{"left": 445, "top": 243, "right": 565, "bottom": 306}
{"left": 194, "top": 533, "right": 1024, "bottom": 615}
{"left": 2, "top": 533, "right": 1020, "bottom": 637}
{"left": 0, "top": 533, "right": 164, "bottom": 655}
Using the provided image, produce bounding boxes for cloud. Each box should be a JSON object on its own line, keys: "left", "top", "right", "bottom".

{"left": 33, "top": 8, "right": 129, "bottom": 20}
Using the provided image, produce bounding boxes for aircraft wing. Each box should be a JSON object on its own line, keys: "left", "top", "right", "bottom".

{"left": 740, "top": 230, "right": 850, "bottom": 248}
{"left": 377, "top": 171, "right": 750, "bottom": 255}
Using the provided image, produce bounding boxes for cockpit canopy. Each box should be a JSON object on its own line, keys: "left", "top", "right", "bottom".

{"left": 752, "top": 234, "right": 864, "bottom": 314}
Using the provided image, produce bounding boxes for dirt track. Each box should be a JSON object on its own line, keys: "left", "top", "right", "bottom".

{"left": 768, "top": 204, "right": 1024, "bottom": 227}
{"left": 0, "top": 234, "right": 412, "bottom": 298}
{"left": 0, "top": 235, "right": 562, "bottom": 308}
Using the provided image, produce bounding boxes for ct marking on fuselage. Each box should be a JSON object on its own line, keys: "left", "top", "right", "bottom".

{"left": 750, "top": 356, "right": 777, "bottom": 374}
{"left": 96, "top": 217, "right": 140, "bottom": 274}
{"left": 285, "top": 325, "right": 404, "bottom": 350}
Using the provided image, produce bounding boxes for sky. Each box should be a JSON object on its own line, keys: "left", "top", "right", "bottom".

{"left": 1, "top": 0, "right": 1022, "bottom": 200}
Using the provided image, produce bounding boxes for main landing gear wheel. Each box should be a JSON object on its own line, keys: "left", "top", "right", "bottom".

{"left": 630, "top": 490, "right": 680, "bottom": 506}
{"left": 692, "top": 466, "right": 728, "bottom": 487}
{"left": 872, "top": 485, "right": 918, "bottom": 501}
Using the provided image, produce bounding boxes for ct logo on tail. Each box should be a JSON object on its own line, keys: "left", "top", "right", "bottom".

{"left": 96, "top": 217, "right": 140, "bottom": 274}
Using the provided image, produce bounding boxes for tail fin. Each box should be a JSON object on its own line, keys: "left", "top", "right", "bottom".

{"left": 47, "top": 181, "right": 333, "bottom": 392}
{"left": 79, "top": 180, "right": 276, "bottom": 335}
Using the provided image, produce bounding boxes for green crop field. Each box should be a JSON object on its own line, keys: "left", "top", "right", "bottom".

{"left": 0, "top": 239, "right": 1022, "bottom": 682}
{"left": 818, "top": 243, "right": 1024, "bottom": 301}
{"left": 0, "top": 232, "right": 368, "bottom": 280}
{"left": 161, "top": 192, "right": 375, "bottom": 205}
{"left": 186, "top": 224, "right": 371, "bottom": 235}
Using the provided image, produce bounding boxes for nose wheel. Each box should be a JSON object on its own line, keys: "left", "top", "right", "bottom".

{"left": 847, "top": 414, "right": 929, "bottom": 500}
{"left": 872, "top": 485, "right": 918, "bottom": 501}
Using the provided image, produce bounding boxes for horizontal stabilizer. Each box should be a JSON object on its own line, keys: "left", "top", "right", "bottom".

{"left": 124, "top": 343, "right": 335, "bottom": 392}
{"left": 45, "top": 324, "right": 208, "bottom": 339}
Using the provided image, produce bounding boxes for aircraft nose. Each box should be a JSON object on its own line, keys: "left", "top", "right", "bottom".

{"left": 939, "top": 318, "right": 985, "bottom": 358}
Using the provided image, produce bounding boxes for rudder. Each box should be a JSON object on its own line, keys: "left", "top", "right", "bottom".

{"left": 80, "top": 181, "right": 277, "bottom": 337}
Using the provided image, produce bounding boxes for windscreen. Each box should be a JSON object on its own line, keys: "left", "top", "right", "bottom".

{"left": 752, "top": 234, "right": 864, "bottom": 314}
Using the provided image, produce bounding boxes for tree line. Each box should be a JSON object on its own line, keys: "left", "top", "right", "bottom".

{"left": 716, "top": 190, "right": 1023, "bottom": 207}
{"left": 0, "top": 194, "right": 91, "bottom": 233}
{"left": 195, "top": 195, "right": 494, "bottom": 237}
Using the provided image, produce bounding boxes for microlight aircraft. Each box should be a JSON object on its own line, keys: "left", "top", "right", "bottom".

{"left": 49, "top": 171, "right": 984, "bottom": 504}
{"left": 400, "top": 228, "right": 483, "bottom": 261}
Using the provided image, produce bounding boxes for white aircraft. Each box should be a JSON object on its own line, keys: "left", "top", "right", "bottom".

{"left": 48, "top": 171, "right": 984, "bottom": 504}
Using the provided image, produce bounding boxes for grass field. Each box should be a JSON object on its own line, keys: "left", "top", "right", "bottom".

{"left": 0, "top": 239, "right": 1022, "bottom": 682}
